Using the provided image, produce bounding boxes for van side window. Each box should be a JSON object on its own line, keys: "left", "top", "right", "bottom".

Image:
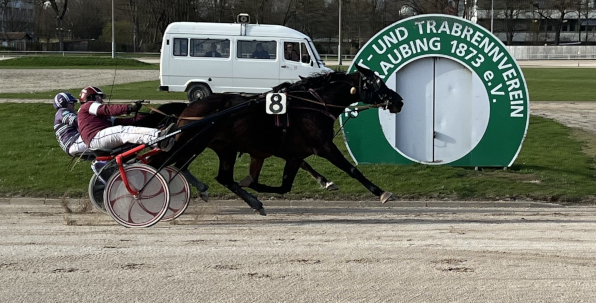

{"left": 300, "top": 43, "right": 311, "bottom": 63}
{"left": 173, "top": 38, "right": 188, "bottom": 56}
{"left": 237, "top": 40, "right": 276, "bottom": 60}
{"left": 190, "top": 39, "right": 230, "bottom": 58}
{"left": 284, "top": 42, "right": 300, "bottom": 62}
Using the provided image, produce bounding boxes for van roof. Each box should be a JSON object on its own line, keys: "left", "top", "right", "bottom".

{"left": 165, "top": 22, "right": 310, "bottom": 40}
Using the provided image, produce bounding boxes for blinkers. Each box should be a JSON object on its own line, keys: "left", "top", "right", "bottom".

{"left": 357, "top": 69, "right": 404, "bottom": 114}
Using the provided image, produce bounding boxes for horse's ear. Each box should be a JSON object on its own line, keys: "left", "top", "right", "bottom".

{"left": 355, "top": 64, "right": 372, "bottom": 76}
{"left": 299, "top": 75, "right": 306, "bottom": 80}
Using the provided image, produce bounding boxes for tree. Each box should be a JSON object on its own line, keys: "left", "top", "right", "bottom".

{"left": 485, "top": 0, "right": 532, "bottom": 45}
{"left": 578, "top": 0, "right": 593, "bottom": 42}
{"left": 404, "top": 0, "right": 460, "bottom": 15}
{"left": 534, "top": 0, "right": 582, "bottom": 45}
{"left": 41, "top": 0, "right": 68, "bottom": 50}
{"left": 1, "top": 0, "right": 12, "bottom": 34}
{"left": 2, "top": 0, "right": 35, "bottom": 34}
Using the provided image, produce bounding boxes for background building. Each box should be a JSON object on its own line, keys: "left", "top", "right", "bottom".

{"left": 0, "top": 0, "right": 35, "bottom": 49}
{"left": 475, "top": 0, "right": 596, "bottom": 45}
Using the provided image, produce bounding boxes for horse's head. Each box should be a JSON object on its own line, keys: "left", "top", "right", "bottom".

{"left": 355, "top": 65, "right": 403, "bottom": 114}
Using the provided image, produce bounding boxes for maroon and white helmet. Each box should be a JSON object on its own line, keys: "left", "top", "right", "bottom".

{"left": 78, "top": 86, "right": 106, "bottom": 103}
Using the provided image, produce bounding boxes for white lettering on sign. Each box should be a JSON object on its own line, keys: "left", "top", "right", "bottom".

{"left": 372, "top": 27, "right": 409, "bottom": 54}
{"left": 380, "top": 37, "right": 441, "bottom": 74}
{"left": 371, "top": 18, "right": 527, "bottom": 118}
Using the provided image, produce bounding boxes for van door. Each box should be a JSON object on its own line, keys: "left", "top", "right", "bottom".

{"left": 280, "top": 41, "right": 317, "bottom": 82}
{"left": 233, "top": 40, "right": 280, "bottom": 93}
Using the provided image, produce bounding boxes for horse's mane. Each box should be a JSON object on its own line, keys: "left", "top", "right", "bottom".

{"left": 272, "top": 71, "right": 349, "bottom": 93}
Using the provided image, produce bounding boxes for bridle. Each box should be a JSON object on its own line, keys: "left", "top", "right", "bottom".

{"left": 156, "top": 72, "right": 394, "bottom": 122}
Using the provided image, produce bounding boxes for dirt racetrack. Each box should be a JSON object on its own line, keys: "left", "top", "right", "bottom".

{"left": 0, "top": 69, "right": 159, "bottom": 94}
{"left": 2, "top": 63, "right": 596, "bottom": 302}
{"left": 1, "top": 200, "right": 596, "bottom": 302}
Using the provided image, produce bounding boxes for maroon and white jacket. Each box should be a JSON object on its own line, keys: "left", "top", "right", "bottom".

{"left": 78, "top": 102, "right": 138, "bottom": 145}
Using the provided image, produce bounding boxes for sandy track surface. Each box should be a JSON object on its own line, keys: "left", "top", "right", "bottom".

{"left": 531, "top": 101, "right": 596, "bottom": 135}
{"left": 0, "top": 69, "right": 159, "bottom": 94}
{"left": 1, "top": 201, "right": 596, "bottom": 302}
{"left": 2, "top": 63, "right": 596, "bottom": 302}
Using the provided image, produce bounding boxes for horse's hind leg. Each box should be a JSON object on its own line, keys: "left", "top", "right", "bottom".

{"left": 300, "top": 160, "right": 339, "bottom": 191}
{"left": 181, "top": 169, "right": 210, "bottom": 202}
{"left": 172, "top": 154, "right": 210, "bottom": 201}
{"left": 215, "top": 149, "right": 266, "bottom": 215}
{"left": 247, "top": 159, "right": 301, "bottom": 194}
{"left": 239, "top": 156, "right": 264, "bottom": 187}
{"left": 317, "top": 143, "right": 395, "bottom": 203}
{"left": 241, "top": 157, "right": 337, "bottom": 192}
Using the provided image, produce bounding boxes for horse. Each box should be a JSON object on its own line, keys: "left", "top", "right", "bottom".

{"left": 152, "top": 65, "right": 404, "bottom": 215}
{"left": 138, "top": 102, "right": 341, "bottom": 192}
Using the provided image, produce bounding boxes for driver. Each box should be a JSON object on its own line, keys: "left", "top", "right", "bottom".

{"left": 77, "top": 86, "right": 176, "bottom": 152}
{"left": 53, "top": 92, "right": 88, "bottom": 157}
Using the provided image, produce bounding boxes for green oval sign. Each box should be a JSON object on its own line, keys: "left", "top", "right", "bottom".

{"left": 343, "top": 14, "right": 529, "bottom": 167}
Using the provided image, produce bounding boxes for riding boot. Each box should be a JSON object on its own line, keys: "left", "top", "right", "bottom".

{"left": 158, "top": 123, "right": 178, "bottom": 152}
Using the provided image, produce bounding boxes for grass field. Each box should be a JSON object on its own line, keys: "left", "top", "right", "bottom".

{"left": 1, "top": 56, "right": 595, "bottom": 202}
{"left": 0, "top": 56, "right": 157, "bottom": 70}
{"left": 1, "top": 56, "right": 595, "bottom": 101}
{"left": 0, "top": 103, "right": 595, "bottom": 202}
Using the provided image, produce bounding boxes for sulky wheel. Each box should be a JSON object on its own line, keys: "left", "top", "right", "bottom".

{"left": 104, "top": 163, "right": 170, "bottom": 228}
{"left": 159, "top": 166, "right": 191, "bottom": 221}
{"left": 88, "top": 161, "right": 118, "bottom": 214}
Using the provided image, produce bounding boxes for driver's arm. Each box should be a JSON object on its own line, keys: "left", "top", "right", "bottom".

{"left": 88, "top": 103, "right": 130, "bottom": 117}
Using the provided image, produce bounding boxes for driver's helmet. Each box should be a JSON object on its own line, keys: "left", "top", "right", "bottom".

{"left": 79, "top": 86, "right": 106, "bottom": 104}
{"left": 53, "top": 92, "right": 77, "bottom": 110}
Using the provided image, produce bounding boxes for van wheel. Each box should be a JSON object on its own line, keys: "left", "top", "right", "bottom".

{"left": 187, "top": 84, "right": 211, "bottom": 102}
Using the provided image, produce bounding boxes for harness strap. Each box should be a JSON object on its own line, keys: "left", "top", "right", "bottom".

{"left": 308, "top": 88, "right": 327, "bottom": 111}
{"left": 146, "top": 105, "right": 176, "bottom": 119}
{"left": 146, "top": 105, "right": 205, "bottom": 121}
{"left": 293, "top": 106, "right": 337, "bottom": 121}
{"left": 178, "top": 116, "right": 205, "bottom": 121}
{"left": 286, "top": 93, "right": 380, "bottom": 110}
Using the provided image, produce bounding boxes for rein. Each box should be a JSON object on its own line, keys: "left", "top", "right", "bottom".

{"left": 146, "top": 105, "right": 178, "bottom": 119}
{"left": 146, "top": 105, "right": 204, "bottom": 121}
{"left": 285, "top": 93, "right": 384, "bottom": 110}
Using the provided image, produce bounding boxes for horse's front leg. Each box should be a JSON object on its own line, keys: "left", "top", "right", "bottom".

{"left": 247, "top": 159, "right": 302, "bottom": 194}
{"left": 215, "top": 149, "right": 266, "bottom": 215}
{"left": 317, "top": 143, "right": 395, "bottom": 203}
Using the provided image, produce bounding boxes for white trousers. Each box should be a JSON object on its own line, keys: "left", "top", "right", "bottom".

{"left": 89, "top": 125, "right": 160, "bottom": 151}
{"left": 68, "top": 136, "right": 88, "bottom": 156}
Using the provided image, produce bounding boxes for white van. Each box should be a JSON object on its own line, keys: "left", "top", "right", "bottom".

{"left": 159, "top": 19, "right": 333, "bottom": 102}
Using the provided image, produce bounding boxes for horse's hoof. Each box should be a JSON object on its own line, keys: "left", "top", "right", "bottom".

{"left": 199, "top": 191, "right": 209, "bottom": 203}
{"left": 255, "top": 208, "right": 267, "bottom": 216}
{"left": 239, "top": 175, "right": 254, "bottom": 187}
{"left": 325, "top": 181, "right": 339, "bottom": 191}
{"left": 380, "top": 191, "right": 396, "bottom": 203}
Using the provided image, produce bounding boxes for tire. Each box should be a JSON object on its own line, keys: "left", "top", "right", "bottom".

{"left": 159, "top": 166, "right": 191, "bottom": 221}
{"left": 187, "top": 83, "right": 211, "bottom": 102}
{"left": 88, "top": 162, "right": 118, "bottom": 214}
{"left": 104, "top": 164, "right": 170, "bottom": 228}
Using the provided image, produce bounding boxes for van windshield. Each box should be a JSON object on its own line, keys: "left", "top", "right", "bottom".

{"left": 307, "top": 40, "right": 324, "bottom": 66}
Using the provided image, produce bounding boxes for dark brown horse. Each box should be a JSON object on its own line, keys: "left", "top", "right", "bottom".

{"left": 136, "top": 102, "right": 340, "bottom": 194}
{"left": 153, "top": 65, "right": 403, "bottom": 215}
